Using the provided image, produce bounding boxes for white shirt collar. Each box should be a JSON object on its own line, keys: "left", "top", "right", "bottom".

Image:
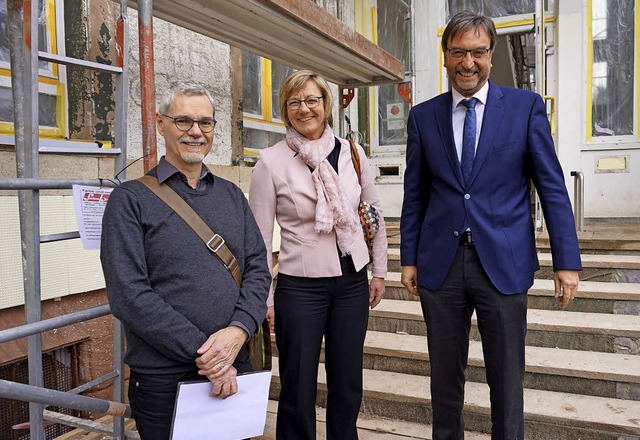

{"left": 451, "top": 81, "right": 490, "bottom": 110}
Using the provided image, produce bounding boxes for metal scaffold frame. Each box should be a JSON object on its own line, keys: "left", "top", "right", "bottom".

{"left": 0, "top": 0, "right": 132, "bottom": 438}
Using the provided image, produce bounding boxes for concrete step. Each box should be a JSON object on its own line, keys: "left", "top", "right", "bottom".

{"left": 381, "top": 271, "right": 640, "bottom": 315}
{"left": 537, "top": 237, "right": 640, "bottom": 255}
{"left": 390, "top": 235, "right": 640, "bottom": 255}
{"left": 369, "top": 299, "right": 640, "bottom": 354}
{"left": 538, "top": 221, "right": 640, "bottom": 255}
{"left": 269, "top": 362, "right": 640, "bottom": 440}
{"left": 256, "top": 400, "right": 491, "bottom": 440}
{"left": 387, "top": 236, "right": 400, "bottom": 248}
{"left": 385, "top": 248, "right": 640, "bottom": 282}
{"left": 386, "top": 221, "right": 640, "bottom": 255}
{"left": 537, "top": 253, "right": 640, "bottom": 283}
{"left": 361, "top": 330, "right": 640, "bottom": 400}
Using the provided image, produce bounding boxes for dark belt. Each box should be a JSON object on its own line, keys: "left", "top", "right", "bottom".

{"left": 459, "top": 230, "right": 474, "bottom": 246}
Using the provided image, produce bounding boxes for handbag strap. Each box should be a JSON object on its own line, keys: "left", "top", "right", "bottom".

{"left": 348, "top": 138, "right": 362, "bottom": 185}
{"left": 137, "top": 175, "right": 242, "bottom": 288}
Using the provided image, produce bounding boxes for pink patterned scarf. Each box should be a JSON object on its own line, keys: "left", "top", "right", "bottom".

{"left": 286, "top": 125, "right": 360, "bottom": 255}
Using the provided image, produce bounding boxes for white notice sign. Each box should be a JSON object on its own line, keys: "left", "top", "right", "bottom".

{"left": 72, "top": 185, "right": 113, "bottom": 249}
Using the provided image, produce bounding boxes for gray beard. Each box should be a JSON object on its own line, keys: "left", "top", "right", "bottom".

{"left": 180, "top": 152, "right": 206, "bottom": 164}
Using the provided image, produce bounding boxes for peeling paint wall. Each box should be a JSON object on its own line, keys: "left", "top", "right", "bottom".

{"left": 126, "top": 9, "right": 233, "bottom": 166}
{"left": 64, "top": 0, "right": 119, "bottom": 142}
{"left": 63, "top": 1, "right": 233, "bottom": 166}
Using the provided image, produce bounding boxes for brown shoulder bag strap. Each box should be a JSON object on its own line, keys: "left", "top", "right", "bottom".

{"left": 348, "top": 138, "right": 362, "bottom": 185}
{"left": 138, "top": 175, "right": 242, "bottom": 288}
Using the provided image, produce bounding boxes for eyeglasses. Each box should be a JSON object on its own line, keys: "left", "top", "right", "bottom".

{"left": 446, "top": 47, "right": 492, "bottom": 60}
{"left": 161, "top": 114, "right": 217, "bottom": 133}
{"left": 286, "top": 96, "right": 323, "bottom": 111}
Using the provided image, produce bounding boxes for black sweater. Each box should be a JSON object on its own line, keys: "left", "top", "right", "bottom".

{"left": 100, "top": 168, "right": 270, "bottom": 374}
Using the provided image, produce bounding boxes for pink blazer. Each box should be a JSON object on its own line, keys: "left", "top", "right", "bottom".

{"left": 249, "top": 137, "right": 388, "bottom": 306}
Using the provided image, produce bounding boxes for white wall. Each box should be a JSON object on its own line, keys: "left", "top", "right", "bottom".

{"left": 557, "top": 0, "right": 640, "bottom": 218}
{"left": 580, "top": 150, "right": 640, "bottom": 217}
{"left": 555, "top": 3, "right": 586, "bottom": 211}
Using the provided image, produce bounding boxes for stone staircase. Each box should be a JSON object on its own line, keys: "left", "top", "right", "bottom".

{"left": 262, "top": 221, "right": 640, "bottom": 439}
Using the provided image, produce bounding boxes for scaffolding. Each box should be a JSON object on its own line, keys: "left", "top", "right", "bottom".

{"left": 0, "top": 0, "right": 131, "bottom": 437}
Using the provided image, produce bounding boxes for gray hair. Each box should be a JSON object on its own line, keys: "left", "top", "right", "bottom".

{"left": 441, "top": 11, "right": 497, "bottom": 53}
{"left": 158, "top": 80, "right": 216, "bottom": 116}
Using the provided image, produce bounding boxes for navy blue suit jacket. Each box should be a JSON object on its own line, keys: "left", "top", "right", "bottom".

{"left": 400, "top": 82, "right": 581, "bottom": 294}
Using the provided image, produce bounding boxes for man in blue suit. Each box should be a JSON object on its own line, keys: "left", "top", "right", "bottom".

{"left": 400, "top": 11, "right": 582, "bottom": 440}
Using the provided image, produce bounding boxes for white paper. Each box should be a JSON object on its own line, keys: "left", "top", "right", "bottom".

{"left": 171, "top": 371, "right": 272, "bottom": 440}
{"left": 72, "top": 185, "right": 113, "bottom": 249}
{"left": 386, "top": 102, "right": 405, "bottom": 130}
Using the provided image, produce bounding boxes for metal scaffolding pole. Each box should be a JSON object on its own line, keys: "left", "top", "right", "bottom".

{"left": 3, "top": 0, "right": 130, "bottom": 436}
{"left": 114, "top": 0, "right": 130, "bottom": 179}
{"left": 138, "top": 0, "right": 158, "bottom": 172}
{"left": 113, "top": 2, "right": 130, "bottom": 437}
{"left": 7, "top": 0, "right": 45, "bottom": 436}
{"left": 0, "top": 178, "right": 119, "bottom": 190}
{"left": 0, "top": 380, "right": 131, "bottom": 418}
{"left": 0, "top": 305, "right": 111, "bottom": 344}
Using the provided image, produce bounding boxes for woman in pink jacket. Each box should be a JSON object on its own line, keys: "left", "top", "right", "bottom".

{"left": 249, "top": 70, "right": 388, "bottom": 439}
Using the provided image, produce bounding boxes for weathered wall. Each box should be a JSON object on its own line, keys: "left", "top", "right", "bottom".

{"left": 126, "top": 9, "right": 233, "bottom": 168}
{"left": 0, "top": 290, "right": 118, "bottom": 402}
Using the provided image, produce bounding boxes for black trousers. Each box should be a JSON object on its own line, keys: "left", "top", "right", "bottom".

{"left": 128, "top": 345, "right": 251, "bottom": 440}
{"left": 419, "top": 244, "right": 527, "bottom": 440}
{"left": 274, "top": 256, "right": 369, "bottom": 440}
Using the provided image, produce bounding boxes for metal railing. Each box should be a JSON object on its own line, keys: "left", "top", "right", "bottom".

{"left": 0, "top": 304, "right": 130, "bottom": 418}
{"left": 571, "top": 171, "right": 585, "bottom": 232}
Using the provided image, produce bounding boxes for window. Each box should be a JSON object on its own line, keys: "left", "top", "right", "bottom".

{"left": 447, "top": 0, "right": 554, "bottom": 18}
{"left": 590, "top": 0, "right": 635, "bottom": 138}
{"left": 376, "top": 0, "right": 410, "bottom": 150}
{"left": 241, "top": 51, "right": 293, "bottom": 157}
{"left": 242, "top": 51, "right": 262, "bottom": 116}
{"left": 0, "top": 0, "right": 66, "bottom": 137}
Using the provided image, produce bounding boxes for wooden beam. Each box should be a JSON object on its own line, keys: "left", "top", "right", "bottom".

{"left": 128, "top": 0, "right": 404, "bottom": 86}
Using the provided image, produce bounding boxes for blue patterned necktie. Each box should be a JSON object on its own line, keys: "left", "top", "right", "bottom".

{"left": 460, "top": 98, "right": 478, "bottom": 185}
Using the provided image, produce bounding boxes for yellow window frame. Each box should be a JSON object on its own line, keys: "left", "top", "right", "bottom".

{"left": 586, "top": 0, "right": 639, "bottom": 142}
{"left": 0, "top": 0, "right": 66, "bottom": 138}
{"left": 243, "top": 57, "right": 287, "bottom": 128}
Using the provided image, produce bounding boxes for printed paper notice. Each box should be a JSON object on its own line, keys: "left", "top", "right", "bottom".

{"left": 171, "top": 371, "right": 272, "bottom": 440}
{"left": 72, "top": 185, "right": 113, "bottom": 249}
{"left": 386, "top": 102, "right": 405, "bottom": 130}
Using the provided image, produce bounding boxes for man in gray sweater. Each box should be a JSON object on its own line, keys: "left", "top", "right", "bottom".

{"left": 100, "top": 80, "right": 270, "bottom": 440}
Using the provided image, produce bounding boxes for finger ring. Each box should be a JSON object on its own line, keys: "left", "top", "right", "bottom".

{"left": 216, "top": 363, "right": 222, "bottom": 370}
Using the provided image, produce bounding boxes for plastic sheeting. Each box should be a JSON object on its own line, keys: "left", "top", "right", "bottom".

{"left": 242, "top": 51, "right": 263, "bottom": 116}
{"left": 447, "top": 0, "right": 547, "bottom": 18}
{"left": 591, "top": 0, "right": 634, "bottom": 137}
{"left": 377, "top": 0, "right": 410, "bottom": 148}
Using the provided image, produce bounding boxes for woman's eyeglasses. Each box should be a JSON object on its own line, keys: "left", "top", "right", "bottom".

{"left": 286, "top": 96, "right": 323, "bottom": 111}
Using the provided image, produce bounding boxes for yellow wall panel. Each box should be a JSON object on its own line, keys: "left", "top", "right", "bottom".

{"left": 0, "top": 196, "right": 104, "bottom": 310}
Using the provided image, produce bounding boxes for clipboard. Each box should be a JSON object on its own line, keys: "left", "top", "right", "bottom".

{"left": 170, "top": 371, "right": 272, "bottom": 440}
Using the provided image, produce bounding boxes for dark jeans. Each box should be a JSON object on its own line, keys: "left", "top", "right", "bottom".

{"left": 419, "top": 245, "right": 527, "bottom": 440}
{"left": 128, "top": 346, "right": 252, "bottom": 440}
{"left": 274, "top": 256, "right": 369, "bottom": 440}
